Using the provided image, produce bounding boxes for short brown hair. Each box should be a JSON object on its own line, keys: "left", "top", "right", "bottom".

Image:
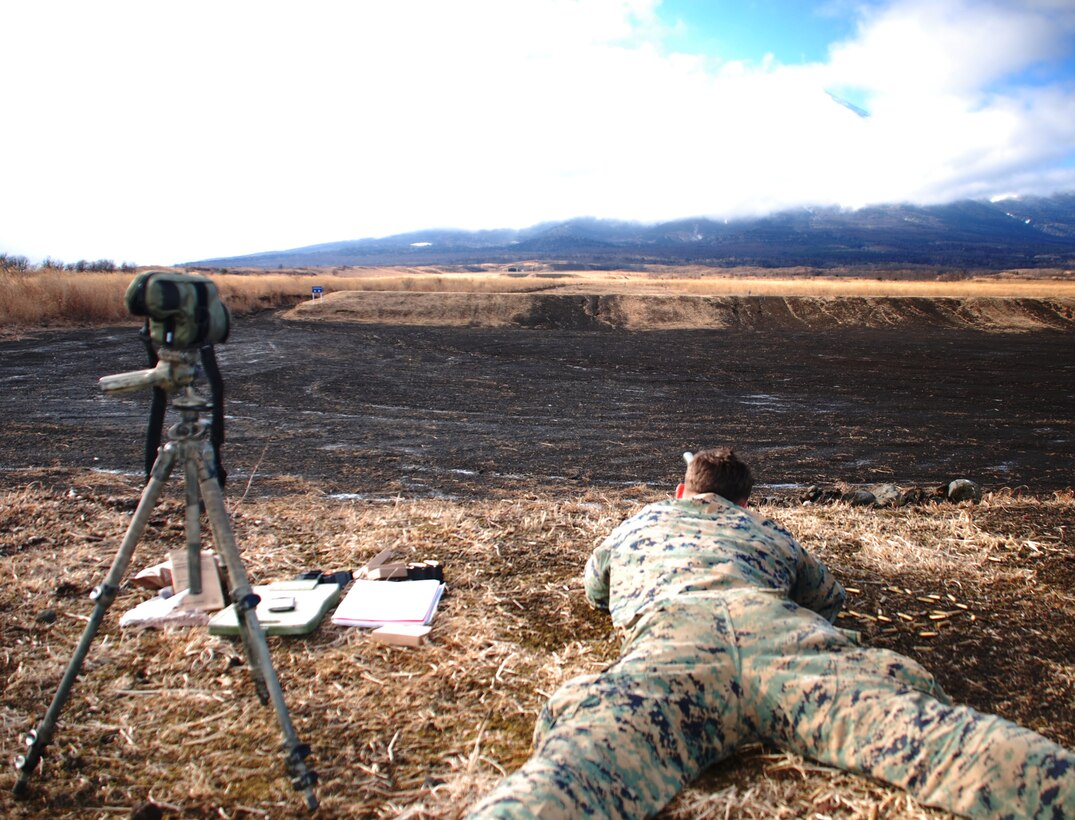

{"left": 684, "top": 447, "right": 753, "bottom": 503}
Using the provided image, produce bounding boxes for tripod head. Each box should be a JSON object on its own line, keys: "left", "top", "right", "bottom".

{"left": 99, "top": 347, "right": 201, "bottom": 397}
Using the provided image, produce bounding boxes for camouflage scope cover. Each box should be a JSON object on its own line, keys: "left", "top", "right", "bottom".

{"left": 125, "top": 270, "right": 231, "bottom": 349}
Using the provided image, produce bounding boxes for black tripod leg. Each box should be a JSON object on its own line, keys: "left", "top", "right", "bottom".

{"left": 195, "top": 448, "right": 319, "bottom": 810}
{"left": 14, "top": 445, "right": 178, "bottom": 797}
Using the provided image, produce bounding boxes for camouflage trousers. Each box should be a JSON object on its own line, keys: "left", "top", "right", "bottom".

{"left": 468, "top": 589, "right": 1075, "bottom": 819}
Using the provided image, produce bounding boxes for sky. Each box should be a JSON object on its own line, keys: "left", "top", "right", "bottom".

{"left": 3, "top": 0, "right": 1075, "bottom": 266}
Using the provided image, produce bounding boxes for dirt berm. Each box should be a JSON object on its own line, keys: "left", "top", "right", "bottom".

{"left": 286, "top": 292, "right": 1075, "bottom": 331}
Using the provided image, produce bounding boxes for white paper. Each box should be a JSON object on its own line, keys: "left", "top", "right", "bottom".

{"left": 331, "top": 579, "right": 444, "bottom": 628}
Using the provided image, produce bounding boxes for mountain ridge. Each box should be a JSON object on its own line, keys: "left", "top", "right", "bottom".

{"left": 186, "top": 194, "right": 1075, "bottom": 270}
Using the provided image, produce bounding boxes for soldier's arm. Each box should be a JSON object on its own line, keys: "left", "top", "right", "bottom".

{"left": 584, "top": 543, "right": 611, "bottom": 611}
{"left": 791, "top": 548, "right": 846, "bottom": 623}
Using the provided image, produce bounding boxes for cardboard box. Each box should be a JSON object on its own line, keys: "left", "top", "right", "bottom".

{"left": 366, "top": 563, "right": 409, "bottom": 580}
{"left": 169, "top": 550, "right": 226, "bottom": 612}
{"left": 370, "top": 624, "right": 432, "bottom": 647}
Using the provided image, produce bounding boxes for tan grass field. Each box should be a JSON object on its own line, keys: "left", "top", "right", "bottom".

{"left": 1, "top": 470, "right": 1072, "bottom": 818}
{"left": 2, "top": 265, "right": 1075, "bottom": 332}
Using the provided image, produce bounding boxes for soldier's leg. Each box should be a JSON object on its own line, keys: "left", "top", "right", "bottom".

{"left": 744, "top": 602, "right": 1075, "bottom": 819}
{"left": 468, "top": 604, "right": 743, "bottom": 819}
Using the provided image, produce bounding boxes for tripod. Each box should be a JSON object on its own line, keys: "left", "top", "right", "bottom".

{"left": 13, "top": 348, "right": 319, "bottom": 810}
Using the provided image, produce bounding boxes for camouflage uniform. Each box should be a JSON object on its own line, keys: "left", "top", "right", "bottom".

{"left": 468, "top": 494, "right": 1075, "bottom": 819}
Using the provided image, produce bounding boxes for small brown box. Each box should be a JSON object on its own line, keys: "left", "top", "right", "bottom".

{"left": 169, "top": 550, "right": 226, "bottom": 612}
{"left": 369, "top": 624, "right": 432, "bottom": 647}
{"left": 367, "top": 563, "right": 409, "bottom": 581}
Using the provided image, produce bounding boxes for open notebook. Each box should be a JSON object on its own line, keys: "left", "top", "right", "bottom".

{"left": 331, "top": 579, "right": 444, "bottom": 628}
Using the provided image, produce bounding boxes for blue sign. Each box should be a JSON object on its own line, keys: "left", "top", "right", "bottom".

{"left": 312, "top": 286, "right": 324, "bottom": 295}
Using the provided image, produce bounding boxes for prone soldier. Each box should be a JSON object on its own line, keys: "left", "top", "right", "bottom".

{"left": 469, "top": 447, "right": 1075, "bottom": 818}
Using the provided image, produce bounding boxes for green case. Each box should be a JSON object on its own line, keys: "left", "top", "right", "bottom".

{"left": 208, "top": 581, "right": 342, "bottom": 636}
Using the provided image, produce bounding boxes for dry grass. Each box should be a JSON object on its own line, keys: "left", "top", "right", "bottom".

{"left": 0, "top": 267, "right": 554, "bottom": 333}
{"left": 0, "top": 270, "right": 339, "bottom": 330}
{"left": 2, "top": 267, "right": 1073, "bottom": 334}
{"left": 0, "top": 271, "right": 132, "bottom": 328}
{"left": 596, "top": 275, "right": 1075, "bottom": 299}
{"left": 287, "top": 288, "right": 1075, "bottom": 332}
{"left": 1, "top": 469, "right": 1071, "bottom": 818}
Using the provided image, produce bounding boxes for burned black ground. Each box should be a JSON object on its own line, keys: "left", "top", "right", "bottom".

{"left": 1, "top": 314, "right": 1072, "bottom": 496}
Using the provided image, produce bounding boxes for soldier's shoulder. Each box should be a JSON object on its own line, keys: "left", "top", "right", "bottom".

{"left": 744, "top": 510, "right": 802, "bottom": 544}
{"left": 633, "top": 499, "right": 681, "bottom": 519}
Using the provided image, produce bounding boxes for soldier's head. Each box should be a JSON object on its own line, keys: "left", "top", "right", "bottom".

{"left": 677, "top": 447, "right": 753, "bottom": 506}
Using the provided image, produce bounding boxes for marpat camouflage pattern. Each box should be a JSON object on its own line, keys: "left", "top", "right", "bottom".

{"left": 469, "top": 494, "right": 1075, "bottom": 819}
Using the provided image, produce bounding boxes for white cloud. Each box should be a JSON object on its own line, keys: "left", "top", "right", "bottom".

{"left": 1, "top": 0, "right": 1074, "bottom": 263}
{"left": 828, "top": 0, "right": 1068, "bottom": 94}
{"left": 811, "top": 0, "right": 1075, "bottom": 204}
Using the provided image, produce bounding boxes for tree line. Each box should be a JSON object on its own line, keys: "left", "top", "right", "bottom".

{"left": 0, "top": 254, "right": 137, "bottom": 273}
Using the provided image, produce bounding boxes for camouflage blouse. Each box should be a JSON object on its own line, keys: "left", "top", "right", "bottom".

{"left": 584, "top": 493, "right": 845, "bottom": 630}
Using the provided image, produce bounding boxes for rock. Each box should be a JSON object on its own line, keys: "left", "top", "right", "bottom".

{"left": 947, "top": 479, "right": 982, "bottom": 503}
{"left": 801, "top": 485, "right": 842, "bottom": 504}
{"left": 36, "top": 608, "right": 57, "bottom": 624}
{"left": 869, "top": 483, "right": 903, "bottom": 507}
{"left": 900, "top": 487, "right": 928, "bottom": 505}
{"left": 843, "top": 489, "right": 877, "bottom": 507}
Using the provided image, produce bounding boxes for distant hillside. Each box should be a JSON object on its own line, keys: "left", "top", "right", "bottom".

{"left": 187, "top": 194, "right": 1075, "bottom": 270}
